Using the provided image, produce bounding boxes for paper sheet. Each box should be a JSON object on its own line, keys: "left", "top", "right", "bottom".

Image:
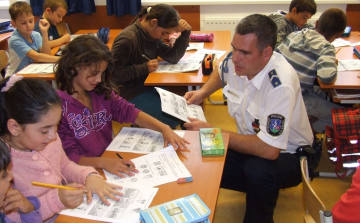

{"left": 60, "top": 187, "right": 158, "bottom": 223}
{"left": 104, "top": 146, "right": 192, "bottom": 188}
{"left": 155, "top": 87, "right": 206, "bottom": 123}
{"left": 186, "top": 42, "right": 204, "bottom": 51}
{"left": 156, "top": 60, "right": 201, "bottom": 73}
{"left": 106, "top": 127, "right": 164, "bottom": 154}
{"left": 332, "top": 38, "right": 351, "bottom": 47}
{"left": 185, "top": 49, "right": 227, "bottom": 62}
{"left": 16, "top": 63, "right": 54, "bottom": 74}
{"left": 338, "top": 60, "right": 360, "bottom": 71}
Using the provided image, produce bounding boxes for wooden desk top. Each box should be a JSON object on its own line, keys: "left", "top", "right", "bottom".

{"left": 18, "top": 30, "right": 231, "bottom": 86}
{"left": 318, "top": 31, "right": 360, "bottom": 89}
{"left": 0, "top": 31, "right": 12, "bottom": 44}
{"left": 55, "top": 130, "right": 230, "bottom": 223}
{"left": 144, "top": 31, "right": 231, "bottom": 87}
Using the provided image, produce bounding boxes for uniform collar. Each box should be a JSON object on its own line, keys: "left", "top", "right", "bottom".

{"left": 248, "top": 52, "right": 279, "bottom": 90}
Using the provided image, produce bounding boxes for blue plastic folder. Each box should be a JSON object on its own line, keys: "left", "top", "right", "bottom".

{"left": 140, "top": 194, "right": 211, "bottom": 223}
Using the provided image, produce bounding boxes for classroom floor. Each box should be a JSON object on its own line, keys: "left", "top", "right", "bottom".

{"left": 113, "top": 89, "right": 353, "bottom": 223}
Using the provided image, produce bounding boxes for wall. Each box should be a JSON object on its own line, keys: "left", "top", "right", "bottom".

{"left": 62, "top": 6, "right": 200, "bottom": 34}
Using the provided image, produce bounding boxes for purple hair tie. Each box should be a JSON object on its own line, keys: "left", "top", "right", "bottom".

{"left": 1, "top": 75, "right": 24, "bottom": 92}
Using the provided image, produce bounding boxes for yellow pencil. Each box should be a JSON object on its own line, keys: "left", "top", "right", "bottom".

{"left": 32, "top": 182, "right": 78, "bottom": 190}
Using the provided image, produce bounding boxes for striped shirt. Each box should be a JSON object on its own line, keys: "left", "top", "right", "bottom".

{"left": 276, "top": 28, "right": 337, "bottom": 92}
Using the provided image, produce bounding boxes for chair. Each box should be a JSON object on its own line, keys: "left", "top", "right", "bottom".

{"left": 0, "top": 50, "right": 8, "bottom": 78}
{"left": 301, "top": 157, "right": 333, "bottom": 223}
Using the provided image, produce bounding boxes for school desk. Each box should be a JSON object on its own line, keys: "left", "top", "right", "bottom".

{"left": 0, "top": 31, "right": 12, "bottom": 51}
{"left": 317, "top": 31, "right": 360, "bottom": 103}
{"left": 144, "top": 30, "right": 232, "bottom": 91}
{"left": 54, "top": 130, "right": 230, "bottom": 223}
{"left": 17, "top": 30, "right": 231, "bottom": 92}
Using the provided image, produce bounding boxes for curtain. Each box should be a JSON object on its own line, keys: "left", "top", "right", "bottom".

{"left": 106, "top": 0, "right": 141, "bottom": 17}
{"left": 30, "top": 0, "right": 96, "bottom": 16}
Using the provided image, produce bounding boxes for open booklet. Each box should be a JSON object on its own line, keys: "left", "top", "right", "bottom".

{"left": 60, "top": 187, "right": 158, "bottom": 223}
{"left": 104, "top": 146, "right": 193, "bottom": 188}
{"left": 155, "top": 87, "right": 206, "bottom": 123}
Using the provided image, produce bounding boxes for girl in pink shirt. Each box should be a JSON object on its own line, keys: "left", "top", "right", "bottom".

{"left": 0, "top": 76, "right": 122, "bottom": 222}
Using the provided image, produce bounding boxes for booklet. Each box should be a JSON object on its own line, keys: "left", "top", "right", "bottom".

{"left": 60, "top": 187, "right": 158, "bottom": 223}
{"left": 155, "top": 87, "right": 206, "bottom": 123}
{"left": 104, "top": 146, "right": 193, "bottom": 188}
{"left": 140, "top": 194, "right": 210, "bottom": 223}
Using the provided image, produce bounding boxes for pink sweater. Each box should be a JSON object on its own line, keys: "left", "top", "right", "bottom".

{"left": 8, "top": 134, "right": 98, "bottom": 222}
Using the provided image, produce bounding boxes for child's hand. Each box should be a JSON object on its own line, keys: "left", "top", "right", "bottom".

{"left": 174, "top": 19, "right": 191, "bottom": 33}
{"left": 85, "top": 175, "right": 122, "bottom": 205}
{"left": 58, "top": 183, "right": 86, "bottom": 209}
{"left": 2, "top": 188, "right": 35, "bottom": 213}
{"left": 61, "top": 33, "right": 71, "bottom": 44}
{"left": 161, "top": 125, "right": 189, "bottom": 150}
{"left": 38, "top": 19, "right": 50, "bottom": 34}
{"left": 100, "top": 157, "right": 139, "bottom": 178}
{"left": 147, "top": 59, "right": 159, "bottom": 73}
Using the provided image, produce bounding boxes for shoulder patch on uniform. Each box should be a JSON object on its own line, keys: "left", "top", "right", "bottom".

{"left": 268, "top": 69, "right": 281, "bottom": 88}
{"left": 267, "top": 114, "right": 285, "bottom": 137}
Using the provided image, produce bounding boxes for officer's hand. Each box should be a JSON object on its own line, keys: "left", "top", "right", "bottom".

{"left": 183, "top": 118, "right": 212, "bottom": 131}
{"left": 184, "top": 91, "right": 205, "bottom": 105}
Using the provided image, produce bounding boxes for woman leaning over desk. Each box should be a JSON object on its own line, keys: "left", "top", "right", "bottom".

{"left": 111, "top": 4, "right": 191, "bottom": 129}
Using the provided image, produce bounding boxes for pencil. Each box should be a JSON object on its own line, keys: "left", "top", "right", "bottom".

{"left": 32, "top": 182, "right": 78, "bottom": 190}
{"left": 142, "top": 54, "right": 151, "bottom": 61}
{"left": 116, "top": 153, "right": 132, "bottom": 168}
{"left": 335, "top": 47, "right": 342, "bottom": 54}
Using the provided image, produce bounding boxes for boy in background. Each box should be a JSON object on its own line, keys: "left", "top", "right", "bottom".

{"left": 34, "top": 0, "right": 70, "bottom": 48}
{"left": 6, "top": 2, "right": 58, "bottom": 77}
{"left": 269, "top": 0, "right": 317, "bottom": 48}
{"left": 276, "top": 8, "right": 347, "bottom": 134}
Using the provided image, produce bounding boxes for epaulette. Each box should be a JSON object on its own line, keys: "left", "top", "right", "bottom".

{"left": 268, "top": 69, "right": 281, "bottom": 88}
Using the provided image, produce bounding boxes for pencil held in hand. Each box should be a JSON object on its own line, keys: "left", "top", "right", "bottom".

{"left": 32, "top": 182, "right": 80, "bottom": 191}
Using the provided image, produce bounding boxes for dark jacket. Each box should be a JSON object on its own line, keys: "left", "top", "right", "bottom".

{"left": 111, "top": 20, "right": 190, "bottom": 100}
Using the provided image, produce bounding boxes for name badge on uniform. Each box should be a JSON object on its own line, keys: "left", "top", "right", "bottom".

{"left": 222, "top": 85, "right": 243, "bottom": 104}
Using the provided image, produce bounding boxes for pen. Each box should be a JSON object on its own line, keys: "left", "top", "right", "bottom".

{"left": 142, "top": 54, "right": 151, "bottom": 61}
{"left": 116, "top": 153, "right": 132, "bottom": 168}
{"left": 32, "top": 182, "right": 88, "bottom": 193}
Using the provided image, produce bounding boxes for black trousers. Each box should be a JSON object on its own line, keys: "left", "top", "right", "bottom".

{"left": 220, "top": 149, "right": 302, "bottom": 223}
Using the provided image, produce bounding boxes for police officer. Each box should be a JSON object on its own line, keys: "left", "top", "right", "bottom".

{"left": 184, "top": 14, "right": 313, "bottom": 223}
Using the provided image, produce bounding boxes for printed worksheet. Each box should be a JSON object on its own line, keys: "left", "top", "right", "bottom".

{"left": 16, "top": 63, "right": 54, "bottom": 74}
{"left": 338, "top": 60, "right": 360, "bottom": 71}
{"left": 106, "top": 127, "right": 164, "bottom": 154}
{"left": 332, "top": 38, "right": 351, "bottom": 47}
{"left": 186, "top": 42, "right": 204, "bottom": 51}
{"left": 60, "top": 187, "right": 158, "bottom": 223}
{"left": 155, "top": 87, "right": 206, "bottom": 123}
{"left": 185, "top": 49, "right": 227, "bottom": 62}
{"left": 156, "top": 60, "right": 201, "bottom": 73}
{"left": 104, "top": 146, "right": 192, "bottom": 188}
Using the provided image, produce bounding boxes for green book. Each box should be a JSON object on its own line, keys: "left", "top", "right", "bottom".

{"left": 199, "top": 128, "right": 225, "bottom": 156}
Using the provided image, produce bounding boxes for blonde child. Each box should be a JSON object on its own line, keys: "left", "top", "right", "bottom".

{"left": 34, "top": 0, "right": 70, "bottom": 48}
{"left": 6, "top": 2, "right": 58, "bottom": 77}
{"left": 0, "top": 76, "right": 122, "bottom": 222}
{"left": 55, "top": 34, "right": 189, "bottom": 178}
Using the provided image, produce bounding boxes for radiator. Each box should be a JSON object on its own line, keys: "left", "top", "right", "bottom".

{"left": 203, "top": 17, "right": 242, "bottom": 37}
{"left": 203, "top": 17, "right": 319, "bottom": 37}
